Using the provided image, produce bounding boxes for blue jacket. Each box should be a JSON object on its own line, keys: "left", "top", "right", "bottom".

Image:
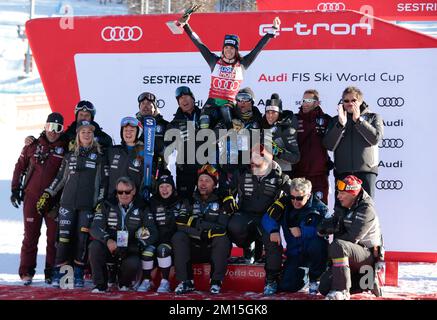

{"left": 262, "top": 195, "right": 328, "bottom": 256}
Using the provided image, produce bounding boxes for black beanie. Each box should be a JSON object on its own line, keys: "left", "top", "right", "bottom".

{"left": 265, "top": 93, "right": 283, "bottom": 113}
{"left": 157, "top": 169, "right": 175, "bottom": 189}
{"left": 46, "top": 112, "right": 64, "bottom": 125}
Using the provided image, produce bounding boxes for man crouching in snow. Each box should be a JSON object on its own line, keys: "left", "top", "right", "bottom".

{"left": 317, "top": 175, "right": 384, "bottom": 300}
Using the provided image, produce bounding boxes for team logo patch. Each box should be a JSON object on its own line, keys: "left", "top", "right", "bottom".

{"left": 316, "top": 117, "right": 325, "bottom": 126}
{"left": 59, "top": 207, "right": 69, "bottom": 217}
{"left": 270, "top": 126, "right": 277, "bottom": 134}
{"left": 89, "top": 153, "right": 97, "bottom": 160}
{"left": 55, "top": 147, "right": 64, "bottom": 154}
{"left": 132, "top": 209, "right": 139, "bottom": 216}
{"left": 211, "top": 203, "right": 219, "bottom": 211}
{"left": 315, "top": 191, "right": 324, "bottom": 200}
{"left": 156, "top": 125, "right": 163, "bottom": 133}
{"left": 133, "top": 159, "right": 141, "bottom": 167}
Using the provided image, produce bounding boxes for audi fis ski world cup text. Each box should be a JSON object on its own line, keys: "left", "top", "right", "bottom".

{"left": 258, "top": 72, "right": 405, "bottom": 83}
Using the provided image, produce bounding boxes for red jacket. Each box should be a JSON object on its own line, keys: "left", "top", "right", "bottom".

{"left": 11, "top": 133, "right": 67, "bottom": 199}
{"left": 293, "top": 107, "right": 331, "bottom": 177}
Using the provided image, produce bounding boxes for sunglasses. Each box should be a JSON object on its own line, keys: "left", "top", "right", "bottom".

{"left": 290, "top": 195, "right": 307, "bottom": 201}
{"left": 336, "top": 180, "right": 360, "bottom": 191}
{"left": 138, "top": 92, "right": 156, "bottom": 103}
{"left": 301, "top": 98, "right": 317, "bottom": 104}
{"left": 45, "top": 122, "right": 64, "bottom": 133}
{"left": 117, "top": 189, "right": 133, "bottom": 195}
{"left": 343, "top": 99, "right": 357, "bottom": 103}
{"left": 236, "top": 92, "right": 252, "bottom": 103}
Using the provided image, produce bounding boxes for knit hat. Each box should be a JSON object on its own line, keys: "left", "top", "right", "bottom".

{"left": 175, "top": 86, "right": 195, "bottom": 101}
{"left": 157, "top": 169, "right": 175, "bottom": 189}
{"left": 236, "top": 87, "right": 255, "bottom": 103}
{"left": 197, "top": 164, "right": 219, "bottom": 185}
{"left": 223, "top": 34, "right": 240, "bottom": 50}
{"left": 137, "top": 92, "right": 157, "bottom": 109}
{"left": 46, "top": 112, "right": 64, "bottom": 125}
{"left": 74, "top": 100, "right": 96, "bottom": 121}
{"left": 75, "top": 120, "right": 95, "bottom": 133}
{"left": 265, "top": 93, "right": 283, "bottom": 113}
{"left": 336, "top": 175, "right": 362, "bottom": 195}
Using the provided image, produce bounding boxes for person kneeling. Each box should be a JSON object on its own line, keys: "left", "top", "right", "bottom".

{"left": 262, "top": 178, "right": 329, "bottom": 295}
{"left": 89, "top": 177, "right": 158, "bottom": 293}
{"left": 317, "top": 176, "right": 383, "bottom": 300}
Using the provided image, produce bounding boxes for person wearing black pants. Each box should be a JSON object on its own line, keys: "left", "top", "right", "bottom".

{"left": 89, "top": 176, "right": 158, "bottom": 292}
{"left": 36, "top": 120, "right": 107, "bottom": 288}
{"left": 172, "top": 165, "right": 231, "bottom": 295}
{"left": 317, "top": 175, "right": 383, "bottom": 300}
{"left": 323, "top": 86, "right": 383, "bottom": 200}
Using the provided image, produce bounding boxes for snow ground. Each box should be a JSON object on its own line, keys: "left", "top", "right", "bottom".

{"left": 0, "top": 212, "right": 436, "bottom": 297}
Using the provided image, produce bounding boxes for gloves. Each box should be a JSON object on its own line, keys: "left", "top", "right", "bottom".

{"left": 201, "top": 226, "right": 226, "bottom": 241}
{"left": 267, "top": 17, "right": 281, "bottom": 36}
{"left": 267, "top": 195, "right": 288, "bottom": 220}
{"left": 317, "top": 216, "right": 340, "bottom": 235}
{"left": 271, "top": 141, "right": 284, "bottom": 157}
{"left": 231, "top": 119, "right": 244, "bottom": 132}
{"left": 207, "top": 226, "right": 227, "bottom": 239}
{"left": 36, "top": 191, "right": 53, "bottom": 216}
{"left": 177, "top": 4, "right": 201, "bottom": 25}
{"left": 10, "top": 188, "right": 22, "bottom": 208}
{"left": 175, "top": 215, "right": 198, "bottom": 228}
{"left": 94, "top": 201, "right": 103, "bottom": 214}
{"left": 222, "top": 195, "right": 238, "bottom": 214}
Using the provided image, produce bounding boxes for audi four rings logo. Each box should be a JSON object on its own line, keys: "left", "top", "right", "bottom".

{"left": 156, "top": 99, "right": 165, "bottom": 109}
{"left": 376, "top": 180, "right": 403, "bottom": 190}
{"left": 101, "top": 26, "right": 143, "bottom": 41}
{"left": 212, "top": 78, "right": 240, "bottom": 91}
{"left": 317, "top": 2, "right": 346, "bottom": 11}
{"left": 377, "top": 97, "right": 405, "bottom": 107}
{"left": 379, "top": 138, "right": 404, "bottom": 148}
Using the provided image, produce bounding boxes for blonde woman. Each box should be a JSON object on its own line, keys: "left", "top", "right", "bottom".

{"left": 37, "top": 120, "right": 107, "bottom": 288}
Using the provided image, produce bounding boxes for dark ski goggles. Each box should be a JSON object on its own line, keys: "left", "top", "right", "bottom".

{"left": 236, "top": 92, "right": 252, "bottom": 103}
{"left": 45, "top": 122, "right": 64, "bottom": 133}
{"left": 175, "top": 86, "right": 193, "bottom": 99}
{"left": 120, "top": 116, "right": 142, "bottom": 128}
{"left": 138, "top": 92, "right": 156, "bottom": 103}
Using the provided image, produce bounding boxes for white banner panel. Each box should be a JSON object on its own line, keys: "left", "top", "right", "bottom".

{"left": 75, "top": 48, "right": 437, "bottom": 252}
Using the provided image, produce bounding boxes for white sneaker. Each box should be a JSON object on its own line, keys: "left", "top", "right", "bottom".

{"left": 91, "top": 285, "right": 108, "bottom": 293}
{"left": 325, "top": 290, "right": 351, "bottom": 300}
{"left": 157, "top": 279, "right": 170, "bottom": 293}
{"left": 136, "top": 279, "right": 152, "bottom": 292}
{"left": 118, "top": 285, "right": 130, "bottom": 292}
{"left": 309, "top": 281, "right": 319, "bottom": 295}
